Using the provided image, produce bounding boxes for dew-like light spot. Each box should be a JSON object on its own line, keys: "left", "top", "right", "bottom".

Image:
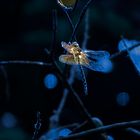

{"left": 1, "top": 112, "right": 17, "bottom": 128}
{"left": 44, "top": 73, "right": 58, "bottom": 89}
{"left": 116, "top": 92, "right": 130, "bottom": 106}
{"left": 107, "top": 135, "right": 114, "bottom": 140}
{"left": 118, "top": 39, "right": 140, "bottom": 73}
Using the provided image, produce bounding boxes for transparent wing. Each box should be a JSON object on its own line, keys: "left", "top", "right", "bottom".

{"left": 82, "top": 58, "right": 112, "bottom": 73}
{"left": 83, "top": 50, "right": 110, "bottom": 60}
{"left": 59, "top": 54, "right": 78, "bottom": 65}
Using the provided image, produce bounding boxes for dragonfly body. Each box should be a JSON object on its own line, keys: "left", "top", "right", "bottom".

{"left": 59, "top": 41, "right": 112, "bottom": 73}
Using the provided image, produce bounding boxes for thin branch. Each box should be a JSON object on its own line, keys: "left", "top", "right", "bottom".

{"left": 121, "top": 36, "right": 140, "bottom": 74}
{"left": 0, "top": 60, "right": 51, "bottom": 66}
{"left": 49, "top": 89, "right": 69, "bottom": 129}
{"left": 59, "top": 120, "right": 140, "bottom": 139}
{"left": 52, "top": 61, "right": 93, "bottom": 124}
{"left": 71, "top": 120, "right": 88, "bottom": 133}
{"left": 57, "top": 90, "right": 68, "bottom": 117}
{"left": 110, "top": 43, "right": 140, "bottom": 60}
{"left": 126, "top": 128, "right": 140, "bottom": 136}
{"left": 57, "top": 123, "right": 79, "bottom": 131}
{"left": 71, "top": 118, "right": 107, "bottom": 139}
{"left": 32, "top": 112, "right": 41, "bottom": 140}
{"left": 70, "top": 0, "right": 94, "bottom": 42}
{"left": 71, "top": 0, "right": 79, "bottom": 12}
{"left": 82, "top": 9, "right": 90, "bottom": 50}
{"left": 63, "top": 10, "right": 77, "bottom": 42}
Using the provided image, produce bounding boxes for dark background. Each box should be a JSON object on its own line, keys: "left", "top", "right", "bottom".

{"left": 0, "top": 0, "right": 140, "bottom": 139}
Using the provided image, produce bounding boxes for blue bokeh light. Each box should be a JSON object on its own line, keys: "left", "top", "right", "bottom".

{"left": 1, "top": 112, "right": 17, "bottom": 128}
{"left": 107, "top": 135, "right": 114, "bottom": 140}
{"left": 44, "top": 73, "right": 58, "bottom": 89}
{"left": 118, "top": 39, "right": 140, "bottom": 73}
{"left": 116, "top": 92, "right": 130, "bottom": 106}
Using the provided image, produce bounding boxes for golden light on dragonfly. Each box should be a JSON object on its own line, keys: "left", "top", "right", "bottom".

{"left": 57, "top": 0, "right": 77, "bottom": 10}
{"left": 59, "top": 41, "right": 113, "bottom": 73}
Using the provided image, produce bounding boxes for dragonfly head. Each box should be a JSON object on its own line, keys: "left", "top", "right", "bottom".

{"left": 61, "top": 41, "right": 81, "bottom": 55}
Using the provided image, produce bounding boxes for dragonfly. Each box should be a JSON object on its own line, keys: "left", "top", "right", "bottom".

{"left": 59, "top": 41, "right": 112, "bottom": 95}
{"left": 59, "top": 41, "right": 111, "bottom": 73}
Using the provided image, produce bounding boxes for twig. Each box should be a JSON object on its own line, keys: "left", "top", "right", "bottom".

{"left": 71, "top": 120, "right": 88, "bottom": 133}
{"left": 110, "top": 43, "right": 140, "bottom": 60}
{"left": 0, "top": 60, "right": 51, "bottom": 66}
{"left": 121, "top": 36, "right": 140, "bottom": 74}
{"left": 32, "top": 112, "right": 41, "bottom": 140}
{"left": 57, "top": 90, "right": 68, "bottom": 117}
{"left": 63, "top": 10, "right": 77, "bottom": 41}
{"left": 59, "top": 120, "right": 140, "bottom": 139}
{"left": 126, "top": 127, "right": 140, "bottom": 136}
{"left": 57, "top": 123, "right": 79, "bottom": 130}
{"left": 71, "top": 0, "right": 79, "bottom": 12}
{"left": 82, "top": 9, "right": 90, "bottom": 50}
{"left": 52, "top": 61, "right": 93, "bottom": 124}
{"left": 70, "top": 0, "right": 94, "bottom": 42}
{"left": 49, "top": 89, "right": 69, "bottom": 129}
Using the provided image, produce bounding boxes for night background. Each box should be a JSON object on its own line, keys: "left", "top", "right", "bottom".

{"left": 0, "top": 0, "right": 140, "bottom": 139}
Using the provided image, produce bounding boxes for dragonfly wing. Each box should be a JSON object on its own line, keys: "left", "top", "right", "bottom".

{"left": 82, "top": 58, "right": 112, "bottom": 73}
{"left": 84, "top": 50, "right": 110, "bottom": 60}
{"left": 59, "top": 54, "right": 78, "bottom": 65}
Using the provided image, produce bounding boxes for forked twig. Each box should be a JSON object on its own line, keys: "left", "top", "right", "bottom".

{"left": 70, "top": 0, "right": 94, "bottom": 42}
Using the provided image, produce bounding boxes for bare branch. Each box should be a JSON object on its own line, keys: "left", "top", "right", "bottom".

{"left": 126, "top": 127, "right": 140, "bottom": 137}
{"left": 60, "top": 120, "right": 140, "bottom": 139}
{"left": 0, "top": 60, "right": 51, "bottom": 66}
{"left": 32, "top": 112, "right": 41, "bottom": 140}
{"left": 82, "top": 9, "right": 90, "bottom": 50}
{"left": 110, "top": 43, "right": 140, "bottom": 60}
